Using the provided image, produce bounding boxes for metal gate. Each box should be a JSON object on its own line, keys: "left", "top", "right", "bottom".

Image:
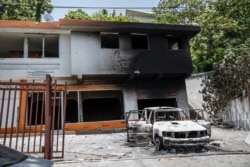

{"left": 0, "top": 75, "right": 67, "bottom": 159}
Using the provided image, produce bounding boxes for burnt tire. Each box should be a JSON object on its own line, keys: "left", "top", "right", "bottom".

{"left": 155, "top": 136, "right": 163, "bottom": 151}
{"left": 126, "top": 128, "right": 130, "bottom": 142}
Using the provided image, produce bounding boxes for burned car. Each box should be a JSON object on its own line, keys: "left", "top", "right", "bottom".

{"left": 189, "top": 109, "right": 211, "bottom": 137}
{"left": 126, "top": 109, "right": 153, "bottom": 143}
{"left": 126, "top": 107, "right": 210, "bottom": 151}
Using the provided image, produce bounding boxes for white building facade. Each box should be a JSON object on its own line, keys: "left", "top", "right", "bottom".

{"left": 0, "top": 19, "right": 200, "bottom": 131}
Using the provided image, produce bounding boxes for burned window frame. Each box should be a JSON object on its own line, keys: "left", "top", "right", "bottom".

{"left": 131, "top": 33, "right": 149, "bottom": 49}
{"left": 100, "top": 32, "right": 119, "bottom": 49}
{"left": 167, "top": 36, "right": 183, "bottom": 50}
{"left": 65, "top": 90, "right": 124, "bottom": 123}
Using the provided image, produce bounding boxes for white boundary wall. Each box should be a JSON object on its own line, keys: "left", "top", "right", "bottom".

{"left": 219, "top": 97, "right": 250, "bottom": 130}
{"left": 186, "top": 73, "right": 250, "bottom": 130}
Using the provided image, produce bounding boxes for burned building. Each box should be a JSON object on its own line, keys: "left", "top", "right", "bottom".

{"left": 0, "top": 19, "right": 200, "bottom": 132}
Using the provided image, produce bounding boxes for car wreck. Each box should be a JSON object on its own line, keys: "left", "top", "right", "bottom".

{"left": 126, "top": 107, "right": 211, "bottom": 150}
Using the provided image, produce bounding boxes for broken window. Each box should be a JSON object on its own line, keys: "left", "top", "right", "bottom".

{"left": 82, "top": 98, "right": 123, "bottom": 122}
{"left": 27, "top": 92, "right": 64, "bottom": 130}
{"left": 167, "top": 36, "right": 183, "bottom": 50}
{"left": 0, "top": 33, "right": 59, "bottom": 58}
{"left": 0, "top": 33, "right": 23, "bottom": 58}
{"left": 64, "top": 90, "right": 123, "bottom": 123}
{"left": 28, "top": 34, "right": 59, "bottom": 58}
{"left": 101, "top": 32, "right": 119, "bottom": 48}
{"left": 66, "top": 99, "right": 78, "bottom": 123}
{"left": 131, "top": 33, "right": 148, "bottom": 49}
{"left": 27, "top": 99, "right": 45, "bottom": 126}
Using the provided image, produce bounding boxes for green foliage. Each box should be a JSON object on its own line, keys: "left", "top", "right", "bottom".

{"left": 201, "top": 39, "right": 250, "bottom": 114}
{"left": 0, "top": 0, "right": 53, "bottom": 22}
{"left": 154, "top": 0, "right": 250, "bottom": 114}
{"left": 64, "top": 9, "right": 91, "bottom": 20}
{"left": 153, "top": 0, "right": 250, "bottom": 73}
{"left": 64, "top": 9, "right": 139, "bottom": 22}
{"left": 153, "top": 0, "right": 209, "bottom": 24}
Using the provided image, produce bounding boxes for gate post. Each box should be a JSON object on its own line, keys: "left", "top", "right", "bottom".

{"left": 44, "top": 75, "right": 52, "bottom": 159}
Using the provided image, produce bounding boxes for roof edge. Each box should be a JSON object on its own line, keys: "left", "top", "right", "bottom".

{"left": 0, "top": 20, "right": 60, "bottom": 29}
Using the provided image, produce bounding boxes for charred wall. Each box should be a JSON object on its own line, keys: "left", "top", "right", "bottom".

{"left": 123, "top": 77, "right": 189, "bottom": 114}
{"left": 68, "top": 29, "right": 193, "bottom": 123}
{"left": 71, "top": 32, "right": 193, "bottom": 77}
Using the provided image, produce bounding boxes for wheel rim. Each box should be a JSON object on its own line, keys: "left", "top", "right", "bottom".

{"left": 155, "top": 137, "right": 160, "bottom": 151}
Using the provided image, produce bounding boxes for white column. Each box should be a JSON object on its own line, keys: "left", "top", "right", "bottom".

{"left": 23, "top": 37, "right": 28, "bottom": 58}
{"left": 42, "top": 35, "right": 45, "bottom": 58}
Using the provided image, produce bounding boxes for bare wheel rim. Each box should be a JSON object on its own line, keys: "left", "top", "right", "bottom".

{"left": 155, "top": 137, "right": 161, "bottom": 151}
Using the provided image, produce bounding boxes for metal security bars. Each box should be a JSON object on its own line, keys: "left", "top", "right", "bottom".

{"left": 0, "top": 75, "right": 67, "bottom": 159}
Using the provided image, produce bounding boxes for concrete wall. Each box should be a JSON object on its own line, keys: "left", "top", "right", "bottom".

{"left": 70, "top": 32, "right": 139, "bottom": 76}
{"left": 59, "top": 34, "right": 72, "bottom": 77}
{"left": 185, "top": 75, "right": 205, "bottom": 109}
{"left": 71, "top": 32, "right": 100, "bottom": 77}
{"left": 186, "top": 73, "right": 250, "bottom": 129}
{"left": 0, "top": 92, "right": 19, "bottom": 127}
{"left": 219, "top": 97, "right": 250, "bottom": 130}
{"left": 176, "top": 78, "right": 190, "bottom": 116}
{"left": 70, "top": 32, "right": 192, "bottom": 77}
{"left": 123, "top": 82, "right": 138, "bottom": 119}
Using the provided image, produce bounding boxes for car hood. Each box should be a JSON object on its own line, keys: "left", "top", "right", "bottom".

{"left": 154, "top": 120, "right": 206, "bottom": 132}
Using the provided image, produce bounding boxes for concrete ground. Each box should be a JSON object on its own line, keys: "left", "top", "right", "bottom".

{"left": 53, "top": 126, "right": 250, "bottom": 167}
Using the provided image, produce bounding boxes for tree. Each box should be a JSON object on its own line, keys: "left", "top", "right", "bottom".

{"left": 154, "top": 0, "right": 250, "bottom": 115}
{"left": 64, "top": 9, "right": 139, "bottom": 22}
{"left": 201, "top": 38, "right": 250, "bottom": 114}
{"left": 64, "top": 9, "right": 91, "bottom": 20}
{"left": 0, "top": 0, "right": 53, "bottom": 22}
{"left": 153, "top": 0, "right": 250, "bottom": 73}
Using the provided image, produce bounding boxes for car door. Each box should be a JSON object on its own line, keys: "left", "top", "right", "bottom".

{"left": 126, "top": 109, "right": 153, "bottom": 143}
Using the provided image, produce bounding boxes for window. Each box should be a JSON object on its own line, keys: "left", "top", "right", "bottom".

{"left": 101, "top": 32, "right": 119, "bottom": 48}
{"left": 65, "top": 90, "right": 123, "bottom": 123}
{"left": 0, "top": 33, "right": 59, "bottom": 58}
{"left": 167, "top": 36, "right": 183, "bottom": 50}
{"left": 131, "top": 33, "right": 148, "bottom": 49}
{"left": 28, "top": 34, "right": 59, "bottom": 58}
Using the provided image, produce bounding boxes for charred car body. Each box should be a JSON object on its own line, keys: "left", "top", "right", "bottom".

{"left": 126, "top": 107, "right": 211, "bottom": 150}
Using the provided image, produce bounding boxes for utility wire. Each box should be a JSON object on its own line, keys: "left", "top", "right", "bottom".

{"left": 53, "top": 6, "right": 154, "bottom": 10}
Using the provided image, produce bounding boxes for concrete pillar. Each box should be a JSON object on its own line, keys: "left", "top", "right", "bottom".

{"left": 23, "top": 37, "right": 28, "bottom": 58}
{"left": 119, "top": 33, "right": 131, "bottom": 49}
{"left": 176, "top": 78, "right": 190, "bottom": 117}
{"left": 122, "top": 82, "right": 138, "bottom": 119}
{"left": 42, "top": 35, "right": 45, "bottom": 58}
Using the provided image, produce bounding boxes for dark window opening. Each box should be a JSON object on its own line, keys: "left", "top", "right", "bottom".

{"left": 66, "top": 99, "right": 78, "bottom": 123}
{"left": 131, "top": 34, "right": 148, "bottom": 49}
{"left": 168, "top": 37, "right": 182, "bottom": 50}
{"left": 27, "top": 92, "right": 63, "bottom": 130}
{"left": 27, "top": 100, "right": 45, "bottom": 126}
{"left": 82, "top": 98, "right": 122, "bottom": 122}
{"left": 101, "top": 33, "right": 119, "bottom": 48}
{"left": 0, "top": 33, "right": 23, "bottom": 58}
{"left": 52, "top": 106, "right": 62, "bottom": 130}
{"left": 137, "top": 98, "right": 177, "bottom": 110}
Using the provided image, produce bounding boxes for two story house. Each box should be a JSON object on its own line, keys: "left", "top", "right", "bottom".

{"left": 0, "top": 19, "right": 200, "bottom": 132}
